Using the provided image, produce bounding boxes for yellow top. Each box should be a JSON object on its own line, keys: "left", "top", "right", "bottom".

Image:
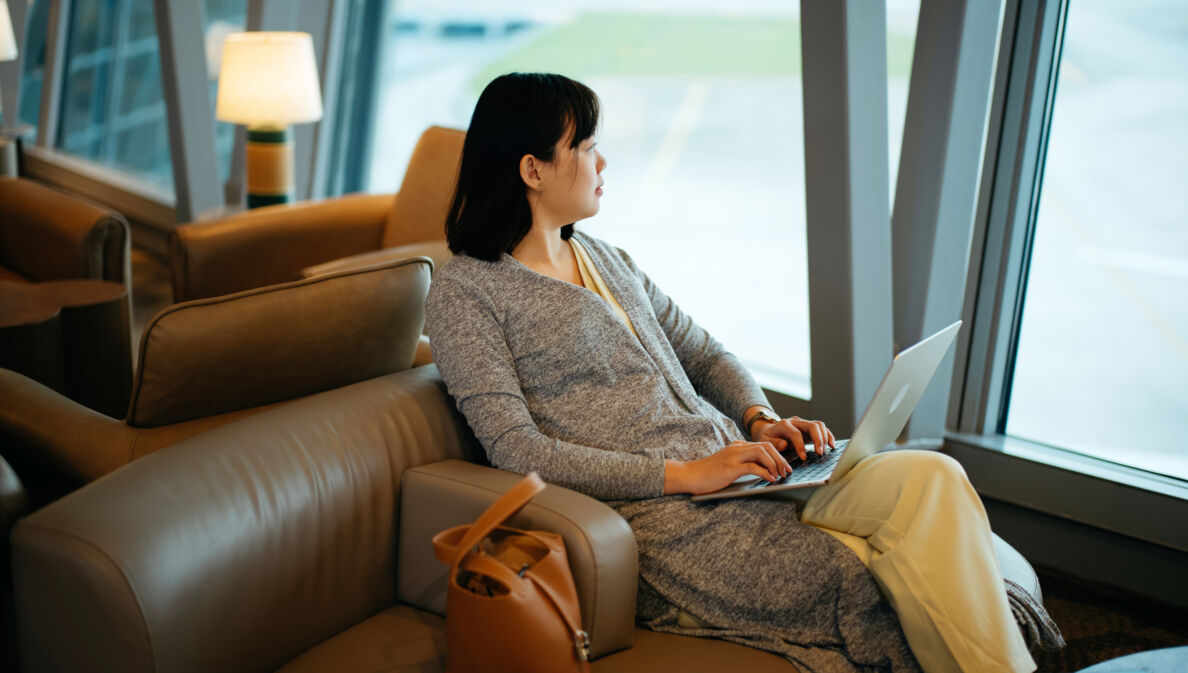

{"left": 570, "top": 238, "right": 637, "bottom": 337}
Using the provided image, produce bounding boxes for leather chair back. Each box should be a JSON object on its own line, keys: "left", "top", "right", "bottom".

{"left": 128, "top": 256, "right": 432, "bottom": 427}
{"left": 382, "top": 126, "right": 465, "bottom": 249}
{"left": 0, "top": 178, "right": 130, "bottom": 291}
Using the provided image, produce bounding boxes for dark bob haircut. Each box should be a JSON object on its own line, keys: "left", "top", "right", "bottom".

{"left": 445, "top": 73, "right": 600, "bottom": 261}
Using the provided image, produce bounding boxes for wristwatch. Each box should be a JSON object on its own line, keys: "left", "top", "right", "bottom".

{"left": 745, "top": 409, "right": 780, "bottom": 437}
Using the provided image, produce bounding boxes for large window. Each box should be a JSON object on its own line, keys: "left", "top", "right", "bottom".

{"left": 18, "top": 0, "right": 245, "bottom": 194}
{"left": 1005, "top": 0, "right": 1188, "bottom": 480}
{"left": 57, "top": 0, "right": 174, "bottom": 190}
{"left": 371, "top": 0, "right": 919, "bottom": 400}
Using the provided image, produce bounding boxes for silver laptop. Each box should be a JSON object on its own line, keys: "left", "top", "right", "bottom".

{"left": 691, "top": 320, "right": 962, "bottom": 502}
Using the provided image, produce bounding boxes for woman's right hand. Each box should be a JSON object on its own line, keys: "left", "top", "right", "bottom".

{"left": 663, "top": 441, "right": 793, "bottom": 495}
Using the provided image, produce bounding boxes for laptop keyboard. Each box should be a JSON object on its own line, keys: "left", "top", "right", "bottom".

{"left": 746, "top": 439, "right": 850, "bottom": 491}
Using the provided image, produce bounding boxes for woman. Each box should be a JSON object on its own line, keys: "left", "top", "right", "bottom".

{"left": 426, "top": 73, "right": 1038, "bottom": 673}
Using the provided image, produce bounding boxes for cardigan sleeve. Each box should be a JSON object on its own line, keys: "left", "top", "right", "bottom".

{"left": 615, "top": 247, "right": 771, "bottom": 428}
{"left": 426, "top": 276, "right": 667, "bottom": 500}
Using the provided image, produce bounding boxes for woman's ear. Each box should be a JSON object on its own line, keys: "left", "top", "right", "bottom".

{"left": 519, "top": 154, "right": 544, "bottom": 192}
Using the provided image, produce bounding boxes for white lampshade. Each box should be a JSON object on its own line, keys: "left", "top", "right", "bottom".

{"left": 216, "top": 32, "right": 322, "bottom": 127}
{"left": 0, "top": 2, "right": 18, "bottom": 62}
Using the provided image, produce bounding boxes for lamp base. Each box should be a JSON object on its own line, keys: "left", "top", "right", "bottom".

{"left": 245, "top": 127, "right": 294, "bottom": 208}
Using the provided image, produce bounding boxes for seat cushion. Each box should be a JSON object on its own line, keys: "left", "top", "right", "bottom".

{"left": 276, "top": 605, "right": 446, "bottom": 673}
{"left": 595, "top": 629, "right": 795, "bottom": 672}
{"left": 276, "top": 605, "right": 797, "bottom": 673}
{"left": 0, "top": 266, "right": 28, "bottom": 283}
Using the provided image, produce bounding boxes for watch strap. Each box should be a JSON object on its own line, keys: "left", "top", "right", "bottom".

{"left": 745, "top": 409, "right": 779, "bottom": 437}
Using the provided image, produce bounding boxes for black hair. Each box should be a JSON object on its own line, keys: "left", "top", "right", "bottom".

{"left": 445, "top": 73, "right": 601, "bottom": 261}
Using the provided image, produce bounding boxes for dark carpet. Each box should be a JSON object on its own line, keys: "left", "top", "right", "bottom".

{"left": 1032, "top": 570, "right": 1188, "bottom": 673}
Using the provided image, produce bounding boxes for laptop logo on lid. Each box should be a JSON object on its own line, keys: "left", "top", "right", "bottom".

{"left": 889, "top": 383, "right": 910, "bottom": 414}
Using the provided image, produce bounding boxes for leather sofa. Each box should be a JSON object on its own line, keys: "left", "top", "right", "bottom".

{"left": 0, "top": 256, "right": 432, "bottom": 510}
{"left": 0, "top": 177, "right": 131, "bottom": 293}
{"left": 10, "top": 362, "right": 1044, "bottom": 672}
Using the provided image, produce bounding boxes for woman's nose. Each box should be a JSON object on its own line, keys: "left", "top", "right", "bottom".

{"left": 596, "top": 151, "right": 607, "bottom": 173}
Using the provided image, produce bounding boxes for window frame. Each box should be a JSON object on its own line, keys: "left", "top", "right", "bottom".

{"left": 948, "top": 0, "right": 1188, "bottom": 553}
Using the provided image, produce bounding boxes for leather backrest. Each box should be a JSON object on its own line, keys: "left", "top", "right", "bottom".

{"left": 13, "top": 366, "right": 476, "bottom": 673}
{"left": 128, "top": 257, "right": 431, "bottom": 427}
{"left": 0, "top": 178, "right": 130, "bottom": 289}
{"left": 169, "top": 193, "right": 392, "bottom": 303}
{"left": 382, "top": 126, "right": 465, "bottom": 249}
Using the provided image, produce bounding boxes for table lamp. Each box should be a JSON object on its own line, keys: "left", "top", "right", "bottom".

{"left": 0, "top": 2, "right": 16, "bottom": 62}
{"left": 216, "top": 32, "right": 323, "bottom": 208}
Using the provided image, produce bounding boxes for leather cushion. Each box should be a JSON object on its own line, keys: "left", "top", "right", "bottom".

{"left": 0, "top": 266, "right": 28, "bottom": 283}
{"left": 275, "top": 605, "right": 795, "bottom": 673}
{"left": 382, "top": 126, "right": 465, "bottom": 248}
{"left": 276, "top": 605, "right": 446, "bottom": 673}
{"left": 128, "top": 257, "right": 431, "bottom": 427}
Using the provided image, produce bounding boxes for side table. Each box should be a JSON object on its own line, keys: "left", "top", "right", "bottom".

{"left": 0, "top": 284, "right": 65, "bottom": 392}
{"left": 0, "top": 279, "right": 132, "bottom": 418}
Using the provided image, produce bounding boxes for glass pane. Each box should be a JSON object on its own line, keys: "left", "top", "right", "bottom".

{"left": 374, "top": 1, "right": 814, "bottom": 396}
{"left": 1007, "top": 0, "right": 1188, "bottom": 480}
{"left": 56, "top": 0, "right": 173, "bottom": 192}
{"left": 887, "top": 0, "right": 920, "bottom": 199}
{"left": 17, "top": 0, "right": 50, "bottom": 131}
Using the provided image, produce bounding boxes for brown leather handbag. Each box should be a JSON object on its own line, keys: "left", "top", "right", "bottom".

{"left": 432, "top": 472, "right": 592, "bottom": 673}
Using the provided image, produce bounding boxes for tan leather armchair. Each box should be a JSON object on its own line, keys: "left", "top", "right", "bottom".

{"left": 10, "top": 361, "right": 1045, "bottom": 673}
{"left": 0, "top": 256, "right": 432, "bottom": 509}
{"left": 0, "top": 177, "right": 131, "bottom": 293}
{"left": 169, "top": 126, "right": 464, "bottom": 303}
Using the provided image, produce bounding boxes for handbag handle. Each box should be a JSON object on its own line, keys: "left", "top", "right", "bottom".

{"left": 450, "top": 472, "right": 546, "bottom": 568}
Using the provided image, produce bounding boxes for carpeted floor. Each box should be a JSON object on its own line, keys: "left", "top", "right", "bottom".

{"left": 1032, "top": 570, "right": 1188, "bottom": 672}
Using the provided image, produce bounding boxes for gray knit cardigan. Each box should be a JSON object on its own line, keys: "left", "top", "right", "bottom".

{"left": 426, "top": 231, "right": 919, "bottom": 672}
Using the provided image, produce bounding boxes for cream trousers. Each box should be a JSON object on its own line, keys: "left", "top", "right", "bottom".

{"left": 799, "top": 450, "right": 1036, "bottom": 673}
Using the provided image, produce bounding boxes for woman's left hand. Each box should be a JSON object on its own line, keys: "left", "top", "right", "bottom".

{"left": 753, "top": 417, "right": 836, "bottom": 461}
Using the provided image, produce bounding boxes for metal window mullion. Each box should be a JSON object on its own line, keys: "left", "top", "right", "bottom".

{"left": 956, "top": 0, "right": 1067, "bottom": 435}
{"left": 0, "top": 0, "right": 29, "bottom": 131}
{"left": 101, "top": 0, "right": 133, "bottom": 164}
{"left": 292, "top": 0, "right": 337, "bottom": 202}
{"left": 949, "top": 0, "right": 1021, "bottom": 431}
{"left": 37, "top": 0, "right": 72, "bottom": 149}
{"left": 800, "top": 0, "right": 894, "bottom": 435}
{"left": 153, "top": 0, "right": 220, "bottom": 221}
{"left": 304, "top": 0, "right": 345, "bottom": 201}
{"left": 891, "top": 0, "right": 1005, "bottom": 442}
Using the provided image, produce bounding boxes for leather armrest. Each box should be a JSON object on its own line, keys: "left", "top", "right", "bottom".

{"left": 301, "top": 240, "right": 452, "bottom": 279}
{"left": 0, "top": 178, "right": 130, "bottom": 289}
{"left": 0, "top": 368, "right": 135, "bottom": 493}
{"left": 398, "top": 460, "right": 637, "bottom": 659}
{"left": 169, "top": 192, "right": 394, "bottom": 302}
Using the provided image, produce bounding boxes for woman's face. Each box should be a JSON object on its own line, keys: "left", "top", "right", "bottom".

{"left": 534, "top": 130, "right": 607, "bottom": 227}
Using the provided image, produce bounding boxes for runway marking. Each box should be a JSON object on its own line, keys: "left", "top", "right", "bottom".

{"left": 643, "top": 80, "right": 711, "bottom": 191}
{"left": 1075, "top": 245, "right": 1188, "bottom": 281}
{"left": 1054, "top": 201, "right": 1188, "bottom": 361}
